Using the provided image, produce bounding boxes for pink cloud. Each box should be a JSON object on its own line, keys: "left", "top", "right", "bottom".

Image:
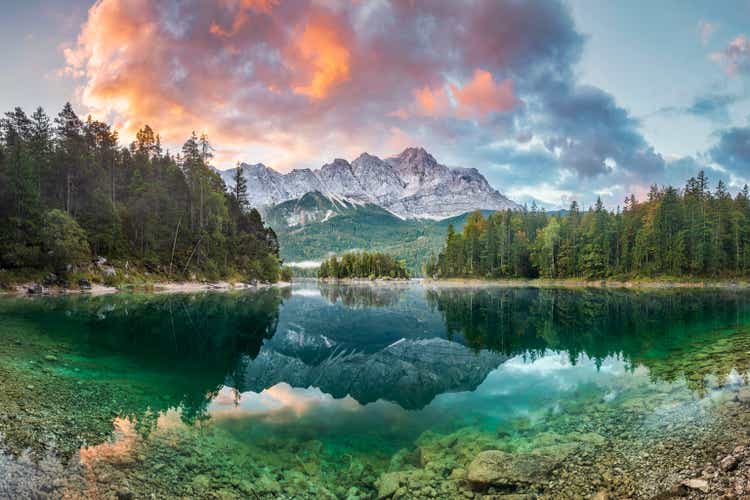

{"left": 711, "top": 34, "right": 750, "bottom": 76}
{"left": 451, "top": 69, "right": 518, "bottom": 120}
{"left": 414, "top": 85, "right": 453, "bottom": 117}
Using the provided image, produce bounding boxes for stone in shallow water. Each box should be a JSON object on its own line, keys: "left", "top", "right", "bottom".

{"left": 736, "top": 388, "right": 750, "bottom": 404}
{"left": 255, "top": 474, "right": 281, "bottom": 494}
{"left": 467, "top": 449, "right": 560, "bottom": 488}
{"left": 719, "top": 454, "right": 739, "bottom": 472}
{"left": 681, "top": 478, "right": 709, "bottom": 493}
{"left": 376, "top": 471, "right": 407, "bottom": 499}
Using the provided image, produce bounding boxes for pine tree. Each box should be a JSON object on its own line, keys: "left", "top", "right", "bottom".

{"left": 233, "top": 163, "right": 248, "bottom": 209}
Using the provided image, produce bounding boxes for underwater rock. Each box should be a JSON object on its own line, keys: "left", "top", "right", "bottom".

{"left": 191, "top": 474, "right": 210, "bottom": 490}
{"left": 735, "top": 388, "right": 750, "bottom": 404}
{"left": 720, "top": 454, "right": 739, "bottom": 472}
{"left": 681, "top": 478, "right": 709, "bottom": 493}
{"left": 376, "top": 471, "right": 407, "bottom": 499}
{"left": 255, "top": 474, "right": 281, "bottom": 494}
{"left": 468, "top": 450, "right": 546, "bottom": 488}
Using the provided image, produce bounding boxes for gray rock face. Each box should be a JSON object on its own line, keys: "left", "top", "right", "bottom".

{"left": 219, "top": 147, "right": 520, "bottom": 220}
{"left": 233, "top": 337, "right": 506, "bottom": 410}
{"left": 351, "top": 153, "right": 405, "bottom": 205}
{"left": 317, "top": 159, "right": 370, "bottom": 202}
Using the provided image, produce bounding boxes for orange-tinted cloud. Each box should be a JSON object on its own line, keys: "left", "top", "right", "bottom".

{"left": 292, "top": 17, "right": 351, "bottom": 99}
{"left": 210, "top": 0, "right": 278, "bottom": 38}
{"left": 451, "top": 69, "right": 518, "bottom": 120}
{"left": 414, "top": 85, "right": 452, "bottom": 117}
{"left": 409, "top": 70, "right": 517, "bottom": 121}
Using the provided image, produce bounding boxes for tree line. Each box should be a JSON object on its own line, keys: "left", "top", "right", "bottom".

{"left": 0, "top": 103, "right": 282, "bottom": 283}
{"left": 318, "top": 251, "right": 409, "bottom": 279}
{"left": 426, "top": 171, "right": 750, "bottom": 280}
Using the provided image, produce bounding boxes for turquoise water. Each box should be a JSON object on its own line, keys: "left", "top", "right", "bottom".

{"left": 3, "top": 282, "right": 750, "bottom": 498}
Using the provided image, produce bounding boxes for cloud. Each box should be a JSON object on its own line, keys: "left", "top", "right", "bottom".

{"left": 697, "top": 20, "right": 717, "bottom": 45}
{"left": 685, "top": 92, "right": 739, "bottom": 122}
{"left": 451, "top": 69, "right": 518, "bottom": 120}
{"left": 291, "top": 14, "right": 352, "bottom": 99}
{"left": 63, "top": 0, "right": 666, "bottom": 206}
{"left": 711, "top": 35, "right": 750, "bottom": 76}
{"left": 710, "top": 125, "right": 750, "bottom": 176}
{"left": 654, "top": 91, "right": 742, "bottom": 123}
{"left": 536, "top": 84, "right": 665, "bottom": 177}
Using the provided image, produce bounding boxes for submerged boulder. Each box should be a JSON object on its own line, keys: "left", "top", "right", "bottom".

{"left": 467, "top": 449, "right": 568, "bottom": 489}
{"left": 375, "top": 471, "right": 407, "bottom": 499}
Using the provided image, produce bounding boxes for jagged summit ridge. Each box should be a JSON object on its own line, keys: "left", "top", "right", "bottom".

{"left": 220, "top": 147, "right": 520, "bottom": 220}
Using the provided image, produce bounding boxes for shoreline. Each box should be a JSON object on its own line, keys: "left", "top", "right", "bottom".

{"left": 2, "top": 280, "right": 292, "bottom": 297}
{"left": 307, "top": 276, "right": 750, "bottom": 290}
{"left": 421, "top": 277, "right": 750, "bottom": 290}
{"left": 315, "top": 277, "right": 412, "bottom": 285}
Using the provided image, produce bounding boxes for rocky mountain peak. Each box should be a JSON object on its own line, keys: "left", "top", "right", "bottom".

{"left": 240, "top": 162, "right": 272, "bottom": 173}
{"left": 394, "top": 147, "right": 437, "bottom": 165}
{"left": 321, "top": 158, "right": 352, "bottom": 171}
{"left": 221, "top": 147, "right": 521, "bottom": 220}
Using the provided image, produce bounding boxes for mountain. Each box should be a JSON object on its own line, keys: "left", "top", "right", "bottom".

{"left": 220, "top": 147, "right": 520, "bottom": 220}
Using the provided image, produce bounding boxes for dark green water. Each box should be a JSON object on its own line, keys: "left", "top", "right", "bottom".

{"left": 3, "top": 282, "right": 750, "bottom": 498}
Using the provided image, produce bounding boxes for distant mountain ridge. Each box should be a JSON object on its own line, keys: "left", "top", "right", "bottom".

{"left": 220, "top": 147, "right": 520, "bottom": 220}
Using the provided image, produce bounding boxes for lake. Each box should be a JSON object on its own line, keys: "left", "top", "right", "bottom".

{"left": 3, "top": 281, "right": 750, "bottom": 498}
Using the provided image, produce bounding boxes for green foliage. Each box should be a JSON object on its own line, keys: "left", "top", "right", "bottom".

{"left": 430, "top": 173, "right": 750, "bottom": 280}
{"left": 40, "top": 209, "right": 90, "bottom": 271}
{"left": 0, "top": 104, "right": 281, "bottom": 281}
{"left": 318, "top": 251, "right": 409, "bottom": 279}
{"left": 279, "top": 266, "right": 294, "bottom": 282}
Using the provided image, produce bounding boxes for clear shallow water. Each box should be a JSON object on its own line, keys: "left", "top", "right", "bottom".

{"left": 3, "top": 283, "right": 750, "bottom": 498}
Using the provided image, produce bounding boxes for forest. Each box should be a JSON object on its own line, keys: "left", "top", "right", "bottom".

{"left": 0, "top": 103, "right": 282, "bottom": 285}
{"left": 318, "top": 251, "right": 410, "bottom": 279}
{"left": 425, "top": 172, "right": 750, "bottom": 280}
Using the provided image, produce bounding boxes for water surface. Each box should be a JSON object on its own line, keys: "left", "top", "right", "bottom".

{"left": 2, "top": 282, "right": 750, "bottom": 498}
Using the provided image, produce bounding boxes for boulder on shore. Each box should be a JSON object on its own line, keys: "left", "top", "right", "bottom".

{"left": 26, "top": 283, "right": 45, "bottom": 295}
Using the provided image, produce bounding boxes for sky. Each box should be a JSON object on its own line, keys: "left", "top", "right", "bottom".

{"left": 2, "top": 0, "right": 750, "bottom": 209}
